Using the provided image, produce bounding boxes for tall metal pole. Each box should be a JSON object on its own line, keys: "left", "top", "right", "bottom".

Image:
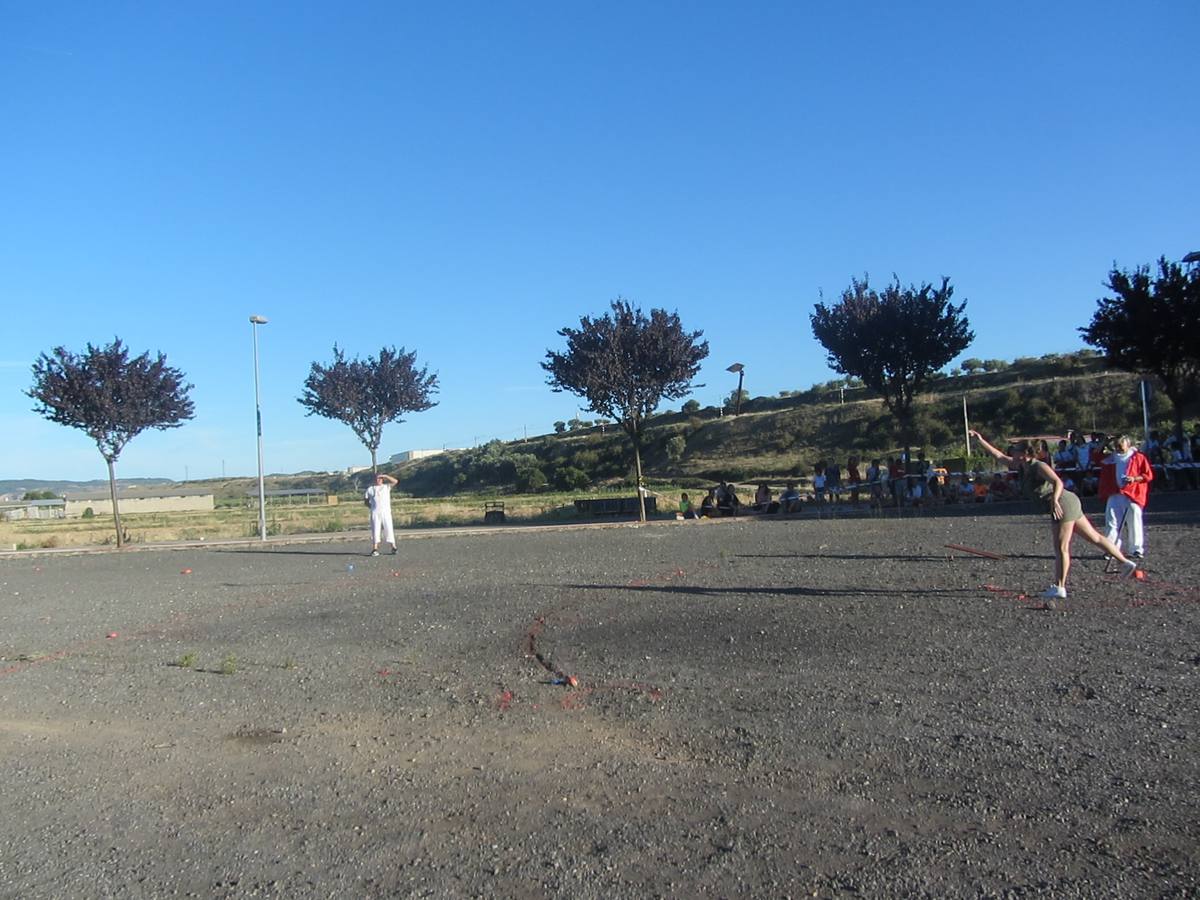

{"left": 726, "top": 363, "right": 745, "bottom": 415}
{"left": 1140, "top": 380, "right": 1151, "bottom": 448}
{"left": 250, "top": 315, "right": 268, "bottom": 541}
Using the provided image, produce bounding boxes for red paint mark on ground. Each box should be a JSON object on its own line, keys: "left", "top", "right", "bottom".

{"left": 497, "top": 690, "right": 513, "bottom": 712}
{"left": 180, "top": 568, "right": 193, "bottom": 575}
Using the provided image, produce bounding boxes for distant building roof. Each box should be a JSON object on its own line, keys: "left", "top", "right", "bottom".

{"left": 64, "top": 487, "right": 215, "bottom": 501}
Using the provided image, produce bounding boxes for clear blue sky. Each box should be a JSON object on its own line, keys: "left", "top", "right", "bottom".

{"left": 3, "top": 1, "right": 1197, "bottom": 482}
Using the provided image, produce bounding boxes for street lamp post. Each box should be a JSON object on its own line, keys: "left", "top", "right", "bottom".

{"left": 726, "top": 363, "right": 745, "bottom": 415}
{"left": 250, "top": 315, "right": 268, "bottom": 541}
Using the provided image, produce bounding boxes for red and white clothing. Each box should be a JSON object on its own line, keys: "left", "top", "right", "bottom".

{"left": 1099, "top": 448, "right": 1153, "bottom": 555}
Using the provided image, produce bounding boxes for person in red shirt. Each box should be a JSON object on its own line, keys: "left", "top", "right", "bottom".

{"left": 1100, "top": 434, "right": 1153, "bottom": 558}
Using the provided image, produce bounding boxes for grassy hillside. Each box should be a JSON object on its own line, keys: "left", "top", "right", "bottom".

{"left": 85, "top": 353, "right": 1180, "bottom": 504}
{"left": 392, "top": 355, "right": 1180, "bottom": 495}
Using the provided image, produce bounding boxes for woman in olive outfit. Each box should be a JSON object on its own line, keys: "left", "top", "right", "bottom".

{"left": 969, "top": 430, "right": 1137, "bottom": 601}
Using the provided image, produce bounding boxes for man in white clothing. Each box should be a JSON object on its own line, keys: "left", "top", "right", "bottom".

{"left": 365, "top": 473, "right": 398, "bottom": 556}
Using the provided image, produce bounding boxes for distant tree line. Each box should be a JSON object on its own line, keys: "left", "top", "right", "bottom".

{"left": 24, "top": 253, "right": 1198, "bottom": 538}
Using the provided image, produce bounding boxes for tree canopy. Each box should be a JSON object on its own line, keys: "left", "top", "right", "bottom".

{"left": 1080, "top": 257, "right": 1200, "bottom": 440}
{"left": 543, "top": 299, "right": 708, "bottom": 520}
{"left": 27, "top": 338, "right": 194, "bottom": 547}
{"left": 810, "top": 275, "right": 973, "bottom": 451}
{"left": 298, "top": 345, "right": 439, "bottom": 472}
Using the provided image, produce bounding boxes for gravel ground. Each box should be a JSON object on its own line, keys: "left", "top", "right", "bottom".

{"left": 1, "top": 495, "right": 1198, "bottom": 898}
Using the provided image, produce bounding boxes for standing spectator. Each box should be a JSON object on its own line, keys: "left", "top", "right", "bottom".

{"left": 825, "top": 461, "right": 842, "bottom": 503}
{"left": 846, "top": 455, "right": 862, "bottom": 506}
{"left": 865, "top": 460, "right": 885, "bottom": 509}
{"left": 365, "top": 473, "right": 399, "bottom": 556}
{"left": 1100, "top": 434, "right": 1153, "bottom": 558}
{"left": 888, "top": 457, "right": 906, "bottom": 506}
{"left": 811, "top": 463, "right": 827, "bottom": 505}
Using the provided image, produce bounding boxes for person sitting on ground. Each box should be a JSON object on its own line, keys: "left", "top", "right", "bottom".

{"left": 988, "top": 472, "right": 1011, "bottom": 501}
{"left": 700, "top": 488, "right": 717, "bottom": 517}
{"left": 679, "top": 492, "right": 698, "bottom": 520}
{"left": 752, "top": 482, "right": 772, "bottom": 512}
{"left": 716, "top": 481, "right": 741, "bottom": 516}
{"left": 973, "top": 471, "right": 990, "bottom": 502}
{"left": 956, "top": 475, "right": 975, "bottom": 502}
{"left": 779, "top": 481, "right": 802, "bottom": 513}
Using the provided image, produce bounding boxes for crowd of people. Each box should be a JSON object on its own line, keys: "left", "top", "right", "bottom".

{"left": 679, "top": 427, "right": 1197, "bottom": 533}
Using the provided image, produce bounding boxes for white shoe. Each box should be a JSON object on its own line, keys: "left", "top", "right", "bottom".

{"left": 371, "top": 550, "right": 380, "bottom": 557}
{"left": 1041, "top": 585, "right": 1067, "bottom": 600}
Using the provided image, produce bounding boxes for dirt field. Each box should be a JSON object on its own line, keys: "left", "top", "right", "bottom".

{"left": 1, "top": 496, "right": 1198, "bottom": 898}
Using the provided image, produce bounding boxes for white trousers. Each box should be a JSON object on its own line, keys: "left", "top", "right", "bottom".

{"left": 1104, "top": 494, "right": 1144, "bottom": 554}
{"left": 371, "top": 510, "right": 395, "bottom": 546}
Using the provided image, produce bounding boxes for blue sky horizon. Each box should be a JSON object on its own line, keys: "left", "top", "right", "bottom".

{"left": 3, "top": 2, "right": 1197, "bottom": 482}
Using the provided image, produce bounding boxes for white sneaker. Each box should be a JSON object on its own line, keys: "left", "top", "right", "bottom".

{"left": 371, "top": 550, "right": 380, "bottom": 557}
{"left": 1041, "top": 585, "right": 1067, "bottom": 600}
{"left": 1119, "top": 561, "right": 1137, "bottom": 579}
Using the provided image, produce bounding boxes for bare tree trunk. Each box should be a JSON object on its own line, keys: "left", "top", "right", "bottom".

{"left": 107, "top": 458, "right": 123, "bottom": 548}
{"left": 634, "top": 444, "right": 646, "bottom": 523}
{"left": 371, "top": 446, "right": 378, "bottom": 475}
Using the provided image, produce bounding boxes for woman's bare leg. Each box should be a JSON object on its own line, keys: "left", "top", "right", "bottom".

{"left": 1075, "top": 516, "right": 1131, "bottom": 564}
{"left": 1053, "top": 520, "right": 1074, "bottom": 589}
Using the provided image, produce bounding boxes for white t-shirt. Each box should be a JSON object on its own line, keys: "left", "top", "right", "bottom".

{"left": 365, "top": 483, "right": 392, "bottom": 514}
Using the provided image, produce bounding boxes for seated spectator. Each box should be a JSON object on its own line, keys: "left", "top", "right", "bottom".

{"left": 700, "top": 489, "right": 717, "bottom": 517}
{"left": 1053, "top": 439, "right": 1076, "bottom": 470}
{"left": 956, "top": 476, "right": 975, "bottom": 502}
{"left": 988, "top": 472, "right": 1011, "bottom": 501}
{"left": 779, "top": 482, "right": 802, "bottom": 513}
{"left": 716, "top": 481, "right": 741, "bottom": 516}
{"left": 752, "top": 482, "right": 773, "bottom": 512}
{"left": 972, "top": 472, "right": 990, "bottom": 502}
{"left": 1070, "top": 432, "right": 1090, "bottom": 471}
{"left": 812, "top": 463, "right": 827, "bottom": 504}
{"left": 679, "top": 492, "right": 698, "bottom": 519}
